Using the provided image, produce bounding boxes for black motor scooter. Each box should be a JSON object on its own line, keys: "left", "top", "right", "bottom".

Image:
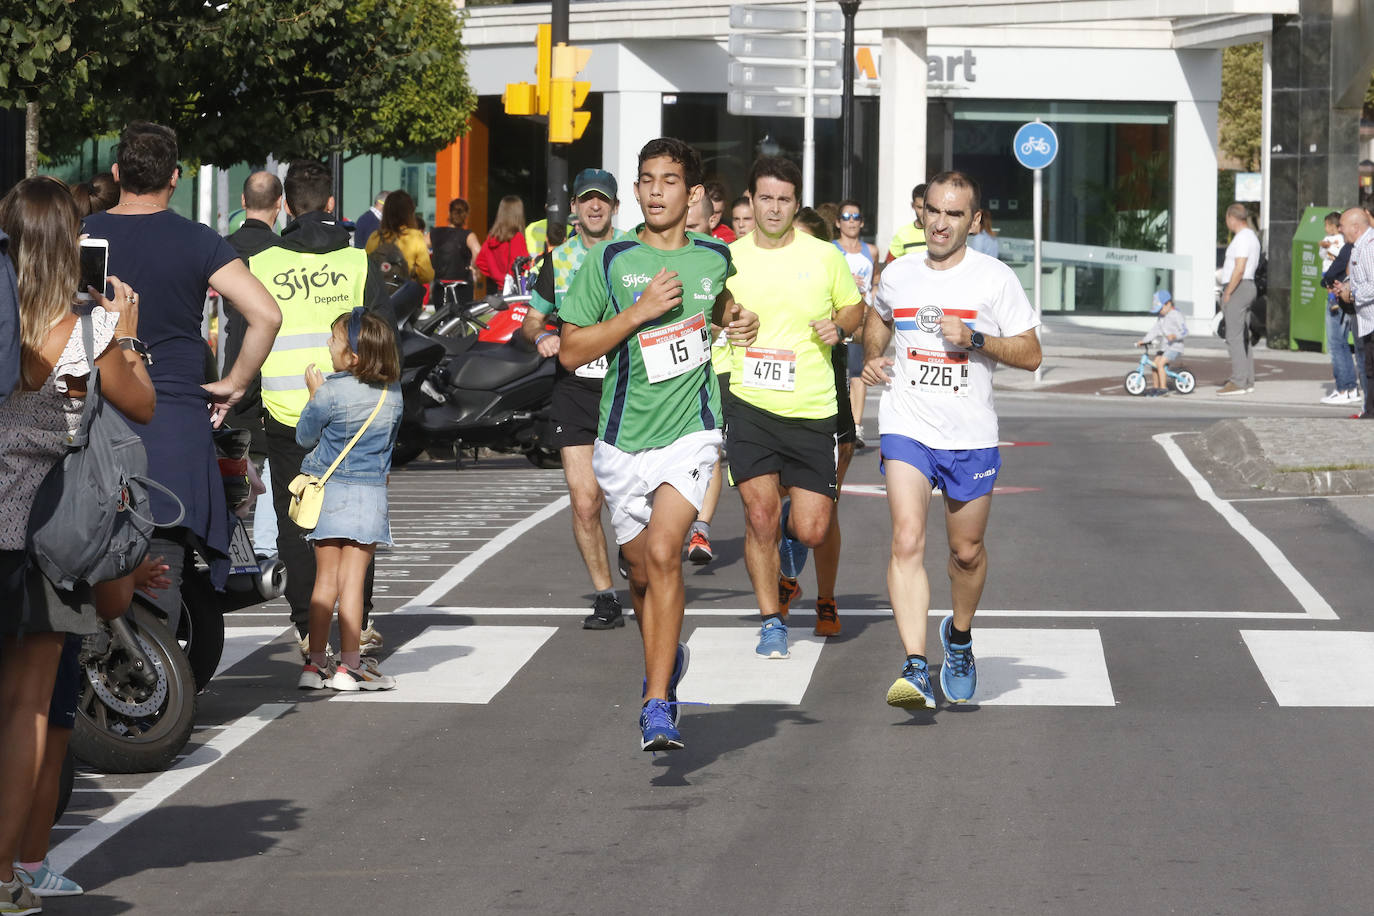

{"left": 389, "top": 282, "right": 560, "bottom": 468}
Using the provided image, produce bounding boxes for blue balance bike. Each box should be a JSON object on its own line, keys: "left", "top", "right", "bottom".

{"left": 1125, "top": 346, "right": 1195, "bottom": 395}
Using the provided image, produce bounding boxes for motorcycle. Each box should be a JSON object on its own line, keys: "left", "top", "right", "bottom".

{"left": 70, "top": 427, "right": 287, "bottom": 774}
{"left": 389, "top": 281, "right": 561, "bottom": 469}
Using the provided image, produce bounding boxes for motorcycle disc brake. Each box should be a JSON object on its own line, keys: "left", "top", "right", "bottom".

{"left": 85, "top": 629, "right": 169, "bottom": 717}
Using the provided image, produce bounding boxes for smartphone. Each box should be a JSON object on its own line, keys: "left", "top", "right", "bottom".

{"left": 78, "top": 238, "right": 108, "bottom": 302}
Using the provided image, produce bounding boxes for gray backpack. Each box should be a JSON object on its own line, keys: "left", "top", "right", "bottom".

{"left": 27, "top": 313, "right": 183, "bottom": 590}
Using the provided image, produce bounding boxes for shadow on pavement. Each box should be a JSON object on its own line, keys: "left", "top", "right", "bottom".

{"left": 645, "top": 706, "right": 821, "bottom": 787}
{"left": 72, "top": 799, "right": 305, "bottom": 895}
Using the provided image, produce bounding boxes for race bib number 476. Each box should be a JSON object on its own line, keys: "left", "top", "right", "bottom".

{"left": 638, "top": 312, "right": 710, "bottom": 383}
{"left": 905, "top": 347, "right": 969, "bottom": 397}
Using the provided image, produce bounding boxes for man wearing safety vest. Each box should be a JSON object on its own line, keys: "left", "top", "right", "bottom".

{"left": 250, "top": 159, "right": 385, "bottom": 661}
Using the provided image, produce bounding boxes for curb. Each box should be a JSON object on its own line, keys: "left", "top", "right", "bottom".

{"left": 1200, "top": 419, "right": 1374, "bottom": 496}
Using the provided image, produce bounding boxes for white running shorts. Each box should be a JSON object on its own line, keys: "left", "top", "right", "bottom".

{"left": 593, "top": 429, "right": 723, "bottom": 545}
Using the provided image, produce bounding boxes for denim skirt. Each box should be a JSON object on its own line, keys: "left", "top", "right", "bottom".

{"left": 304, "top": 481, "right": 393, "bottom": 547}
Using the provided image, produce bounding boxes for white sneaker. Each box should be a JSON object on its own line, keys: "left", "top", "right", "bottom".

{"left": 1345, "top": 389, "right": 1364, "bottom": 404}
{"left": 298, "top": 633, "right": 335, "bottom": 662}
{"left": 1321, "top": 389, "right": 1346, "bottom": 404}
{"left": 330, "top": 657, "right": 397, "bottom": 691}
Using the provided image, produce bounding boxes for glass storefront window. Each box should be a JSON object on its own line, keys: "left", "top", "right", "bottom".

{"left": 661, "top": 92, "right": 881, "bottom": 238}
{"left": 929, "top": 99, "right": 1175, "bottom": 313}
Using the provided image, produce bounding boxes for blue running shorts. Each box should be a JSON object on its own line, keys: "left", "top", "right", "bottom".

{"left": 879, "top": 434, "right": 1000, "bottom": 502}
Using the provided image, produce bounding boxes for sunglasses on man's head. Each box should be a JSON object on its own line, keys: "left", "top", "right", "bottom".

{"left": 839, "top": 213, "right": 862, "bottom": 221}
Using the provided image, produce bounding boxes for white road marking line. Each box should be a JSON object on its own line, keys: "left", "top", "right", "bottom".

{"left": 398, "top": 494, "right": 571, "bottom": 611}
{"left": 49, "top": 703, "right": 292, "bottom": 874}
{"left": 679, "top": 628, "right": 825, "bottom": 705}
{"left": 1242, "top": 630, "right": 1374, "bottom": 706}
{"left": 1154, "top": 432, "right": 1337, "bottom": 620}
{"left": 969, "top": 629, "right": 1116, "bottom": 706}
{"left": 385, "top": 605, "right": 1312, "bottom": 620}
{"left": 330, "top": 625, "right": 556, "bottom": 703}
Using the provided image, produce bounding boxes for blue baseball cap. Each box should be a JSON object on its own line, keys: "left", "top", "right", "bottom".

{"left": 573, "top": 168, "right": 617, "bottom": 200}
{"left": 1150, "top": 289, "right": 1172, "bottom": 313}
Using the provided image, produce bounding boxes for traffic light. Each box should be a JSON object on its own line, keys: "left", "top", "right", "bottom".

{"left": 549, "top": 43, "right": 592, "bottom": 144}
{"left": 504, "top": 24, "right": 553, "bottom": 117}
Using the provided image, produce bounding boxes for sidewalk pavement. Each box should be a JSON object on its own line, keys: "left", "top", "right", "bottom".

{"left": 995, "top": 317, "right": 1374, "bottom": 495}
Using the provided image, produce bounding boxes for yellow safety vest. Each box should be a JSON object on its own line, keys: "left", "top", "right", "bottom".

{"left": 249, "top": 245, "right": 370, "bottom": 426}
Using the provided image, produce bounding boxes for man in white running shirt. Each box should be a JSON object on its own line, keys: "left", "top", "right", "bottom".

{"left": 861, "top": 170, "right": 1041, "bottom": 710}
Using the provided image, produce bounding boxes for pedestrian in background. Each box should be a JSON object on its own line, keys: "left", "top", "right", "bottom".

{"left": 1332, "top": 207, "right": 1374, "bottom": 419}
{"left": 1217, "top": 202, "right": 1261, "bottom": 396}
{"left": 731, "top": 195, "right": 755, "bottom": 239}
{"left": 366, "top": 190, "right": 434, "bottom": 286}
{"left": 475, "top": 195, "right": 530, "bottom": 294}
{"left": 705, "top": 181, "right": 735, "bottom": 243}
{"left": 1319, "top": 210, "right": 1363, "bottom": 405}
{"left": 353, "top": 192, "right": 388, "bottom": 250}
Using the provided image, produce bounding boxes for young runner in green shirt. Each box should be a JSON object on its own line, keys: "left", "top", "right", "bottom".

{"left": 558, "top": 138, "right": 759, "bottom": 752}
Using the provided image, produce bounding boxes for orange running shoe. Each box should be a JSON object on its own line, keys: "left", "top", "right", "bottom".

{"left": 687, "top": 530, "right": 713, "bottom": 565}
{"left": 778, "top": 575, "right": 802, "bottom": 615}
{"left": 814, "top": 597, "right": 841, "bottom": 637}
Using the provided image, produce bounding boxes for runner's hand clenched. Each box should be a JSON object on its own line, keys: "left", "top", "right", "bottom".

{"left": 632, "top": 268, "right": 683, "bottom": 322}
{"left": 724, "top": 303, "right": 759, "bottom": 347}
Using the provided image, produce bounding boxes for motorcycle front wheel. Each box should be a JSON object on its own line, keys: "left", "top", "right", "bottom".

{"left": 70, "top": 605, "right": 197, "bottom": 774}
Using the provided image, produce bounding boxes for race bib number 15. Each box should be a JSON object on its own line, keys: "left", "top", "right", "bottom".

{"left": 638, "top": 312, "right": 710, "bottom": 384}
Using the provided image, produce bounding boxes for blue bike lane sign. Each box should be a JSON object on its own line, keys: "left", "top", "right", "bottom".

{"left": 1013, "top": 121, "right": 1058, "bottom": 170}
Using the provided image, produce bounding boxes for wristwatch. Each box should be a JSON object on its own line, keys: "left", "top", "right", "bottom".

{"left": 117, "top": 336, "right": 152, "bottom": 366}
{"left": 967, "top": 330, "right": 986, "bottom": 351}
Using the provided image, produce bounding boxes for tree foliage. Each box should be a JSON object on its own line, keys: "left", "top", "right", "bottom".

{"left": 1219, "top": 42, "right": 1262, "bottom": 172}
{"left": 0, "top": 0, "right": 476, "bottom": 166}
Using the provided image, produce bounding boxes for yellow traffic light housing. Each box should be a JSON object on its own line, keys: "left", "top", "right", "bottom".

{"left": 502, "top": 83, "right": 538, "bottom": 117}
{"left": 549, "top": 43, "right": 592, "bottom": 144}
{"left": 504, "top": 24, "right": 553, "bottom": 117}
{"left": 535, "top": 24, "right": 551, "bottom": 115}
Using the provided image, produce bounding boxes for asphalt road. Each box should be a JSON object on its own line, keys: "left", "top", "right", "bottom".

{"left": 43, "top": 387, "right": 1374, "bottom": 916}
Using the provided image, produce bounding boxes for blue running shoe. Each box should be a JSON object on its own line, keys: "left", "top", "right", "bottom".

{"left": 755, "top": 617, "right": 790, "bottom": 659}
{"left": 21, "top": 858, "right": 83, "bottom": 897}
{"left": 885, "top": 656, "right": 935, "bottom": 709}
{"left": 939, "top": 615, "right": 977, "bottom": 703}
{"left": 640, "top": 698, "right": 684, "bottom": 752}
{"left": 778, "top": 498, "right": 809, "bottom": 579}
{"left": 641, "top": 643, "right": 691, "bottom": 727}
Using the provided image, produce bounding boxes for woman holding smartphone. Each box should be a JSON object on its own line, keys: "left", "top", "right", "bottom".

{"left": 0, "top": 176, "right": 155, "bottom": 914}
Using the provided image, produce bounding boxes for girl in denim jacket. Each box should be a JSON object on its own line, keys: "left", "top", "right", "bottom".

{"left": 296, "top": 308, "right": 403, "bottom": 691}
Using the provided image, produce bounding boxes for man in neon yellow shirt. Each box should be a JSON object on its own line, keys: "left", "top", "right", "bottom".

{"left": 886, "top": 182, "right": 927, "bottom": 262}
{"left": 726, "top": 156, "right": 863, "bottom": 660}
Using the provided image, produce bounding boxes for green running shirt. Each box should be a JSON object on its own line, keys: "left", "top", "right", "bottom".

{"left": 558, "top": 232, "right": 735, "bottom": 452}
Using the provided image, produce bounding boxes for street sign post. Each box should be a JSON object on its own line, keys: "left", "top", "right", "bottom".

{"left": 1013, "top": 120, "right": 1058, "bottom": 383}
{"left": 727, "top": 1, "right": 843, "bottom": 204}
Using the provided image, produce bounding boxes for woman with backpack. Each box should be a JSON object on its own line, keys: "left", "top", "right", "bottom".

{"left": 0, "top": 176, "right": 156, "bottom": 914}
{"left": 364, "top": 190, "right": 434, "bottom": 288}
{"left": 474, "top": 195, "right": 530, "bottom": 294}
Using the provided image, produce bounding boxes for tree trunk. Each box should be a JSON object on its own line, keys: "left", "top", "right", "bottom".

{"left": 24, "top": 102, "right": 38, "bottom": 178}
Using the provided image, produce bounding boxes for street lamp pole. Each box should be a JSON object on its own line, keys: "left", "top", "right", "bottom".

{"left": 839, "top": 0, "right": 860, "bottom": 201}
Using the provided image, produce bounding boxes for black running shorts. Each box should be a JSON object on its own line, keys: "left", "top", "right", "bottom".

{"left": 551, "top": 375, "right": 602, "bottom": 449}
{"left": 724, "top": 395, "right": 838, "bottom": 497}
